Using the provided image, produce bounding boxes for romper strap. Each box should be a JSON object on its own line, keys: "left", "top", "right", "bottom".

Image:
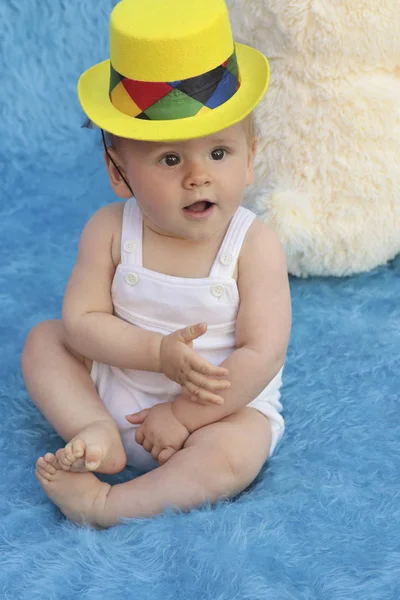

{"left": 120, "top": 198, "right": 143, "bottom": 266}
{"left": 209, "top": 207, "right": 256, "bottom": 279}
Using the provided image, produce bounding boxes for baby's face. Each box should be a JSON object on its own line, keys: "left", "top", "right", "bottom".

{"left": 109, "top": 120, "right": 256, "bottom": 242}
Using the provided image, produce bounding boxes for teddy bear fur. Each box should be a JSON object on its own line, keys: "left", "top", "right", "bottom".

{"left": 227, "top": 0, "right": 400, "bottom": 277}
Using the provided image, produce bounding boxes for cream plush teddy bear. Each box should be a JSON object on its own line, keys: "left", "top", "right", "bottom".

{"left": 227, "top": 0, "right": 400, "bottom": 277}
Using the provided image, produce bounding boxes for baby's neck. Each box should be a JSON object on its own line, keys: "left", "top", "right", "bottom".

{"left": 142, "top": 221, "right": 228, "bottom": 279}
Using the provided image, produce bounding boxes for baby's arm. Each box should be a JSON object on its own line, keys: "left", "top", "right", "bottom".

{"left": 61, "top": 203, "right": 162, "bottom": 371}
{"left": 171, "top": 221, "right": 291, "bottom": 433}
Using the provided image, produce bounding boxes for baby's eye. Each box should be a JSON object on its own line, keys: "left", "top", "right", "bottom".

{"left": 160, "top": 153, "right": 180, "bottom": 167}
{"left": 211, "top": 148, "right": 227, "bottom": 161}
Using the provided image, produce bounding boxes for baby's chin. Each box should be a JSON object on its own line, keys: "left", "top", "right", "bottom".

{"left": 144, "top": 206, "right": 234, "bottom": 243}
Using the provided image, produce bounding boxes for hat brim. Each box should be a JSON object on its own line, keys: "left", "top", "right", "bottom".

{"left": 78, "top": 43, "right": 269, "bottom": 142}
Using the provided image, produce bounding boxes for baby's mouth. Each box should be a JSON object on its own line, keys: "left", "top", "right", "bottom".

{"left": 183, "top": 200, "right": 214, "bottom": 212}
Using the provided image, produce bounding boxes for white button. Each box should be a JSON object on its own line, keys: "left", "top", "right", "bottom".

{"left": 211, "top": 284, "right": 225, "bottom": 298}
{"left": 124, "top": 240, "right": 137, "bottom": 253}
{"left": 220, "top": 252, "right": 233, "bottom": 266}
{"left": 124, "top": 272, "right": 139, "bottom": 286}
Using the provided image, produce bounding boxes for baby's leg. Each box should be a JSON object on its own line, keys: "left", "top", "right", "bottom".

{"left": 22, "top": 320, "right": 126, "bottom": 474}
{"left": 35, "top": 407, "right": 271, "bottom": 527}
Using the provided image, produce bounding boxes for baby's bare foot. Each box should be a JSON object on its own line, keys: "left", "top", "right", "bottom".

{"left": 55, "top": 420, "right": 126, "bottom": 474}
{"left": 36, "top": 453, "right": 114, "bottom": 528}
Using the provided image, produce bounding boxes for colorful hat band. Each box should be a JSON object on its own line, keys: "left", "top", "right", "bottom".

{"left": 109, "top": 50, "right": 241, "bottom": 121}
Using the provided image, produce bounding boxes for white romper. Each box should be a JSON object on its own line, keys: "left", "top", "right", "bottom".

{"left": 91, "top": 199, "right": 285, "bottom": 472}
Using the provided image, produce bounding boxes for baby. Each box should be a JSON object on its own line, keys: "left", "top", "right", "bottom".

{"left": 21, "top": 0, "right": 291, "bottom": 528}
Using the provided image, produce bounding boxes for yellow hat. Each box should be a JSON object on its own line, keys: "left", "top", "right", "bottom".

{"left": 78, "top": 0, "right": 269, "bottom": 142}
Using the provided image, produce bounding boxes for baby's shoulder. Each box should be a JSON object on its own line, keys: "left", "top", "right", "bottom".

{"left": 238, "top": 217, "right": 287, "bottom": 281}
{"left": 80, "top": 201, "right": 125, "bottom": 267}
{"left": 88, "top": 201, "right": 125, "bottom": 227}
{"left": 241, "top": 217, "right": 284, "bottom": 259}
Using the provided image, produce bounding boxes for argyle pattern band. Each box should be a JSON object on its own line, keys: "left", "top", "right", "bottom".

{"left": 109, "top": 51, "right": 241, "bottom": 120}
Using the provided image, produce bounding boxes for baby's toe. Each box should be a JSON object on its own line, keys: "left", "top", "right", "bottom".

{"left": 64, "top": 442, "right": 76, "bottom": 463}
{"left": 70, "top": 439, "right": 85, "bottom": 460}
{"left": 41, "top": 454, "right": 58, "bottom": 472}
{"left": 43, "top": 453, "right": 59, "bottom": 468}
{"left": 36, "top": 456, "right": 46, "bottom": 472}
{"left": 55, "top": 448, "right": 72, "bottom": 471}
{"left": 64, "top": 440, "right": 85, "bottom": 464}
{"left": 36, "top": 456, "right": 56, "bottom": 480}
{"left": 36, "top": 468, "right": 50, "bottom": 484}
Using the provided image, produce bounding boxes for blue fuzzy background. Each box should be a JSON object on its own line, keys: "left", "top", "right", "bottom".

{"left": 1, "top": 1, "right": 399, "bottom": 598}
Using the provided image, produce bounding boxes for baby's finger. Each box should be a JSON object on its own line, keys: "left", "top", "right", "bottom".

{"left": 151, "top": 446, "right": 162, "bottom": 461}
{"left": 184, "top": 380, "right": 225, "bottom": 406}
{"left": 142, "top": 439, "right": 153, "bottom": 453}
{"left": 188, "top": 370, "right": 231, "bottom": 393}
{"left": 126, "top": 408, "right": 150, "bottom": 424}
{"left": 179, "top": 323, "right": 207, "bottom": 344}
{"left": 189, "top": 354, "right": 229, "bottom": 378}
{"left": 135, "top": 428, "right": 145, "bottom": 445}
{"left": 158, "top": 447, "right": 177, "bottom": 465}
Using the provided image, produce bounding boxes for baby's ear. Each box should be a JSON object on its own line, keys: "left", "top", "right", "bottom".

{"left": 246, "top": 138, "right": 257, "bottom": 185}
{"left": 104, "top": 148, "right": 132, "bottom": 199}
{"left": 250, "top": 136, "right": 258, "bottom": 160}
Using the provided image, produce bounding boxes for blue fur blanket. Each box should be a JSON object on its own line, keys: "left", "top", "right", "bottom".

{"left": 0, "top": 1, "right": 399, "bottom": 598}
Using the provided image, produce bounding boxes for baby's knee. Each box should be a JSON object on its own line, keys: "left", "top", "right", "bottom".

{"left": 22, "top": 319, "right": 89, "bottom": 367}
{"left": 217, "top": 433, "right": 269, "bottom": 496}
{"left": 221, "top": 443, "right": 256, "bottom": 484}
{"left": 23, "top": 319, "right": 58, "bottom": 353}
{"left": 21, "top": 320, "right": 65, "bottom": 371}
{"left": 203, "top": 437, "right": 256, "bottom": 489}
{"left": 205, "top": 442, "right": 259, "bottom": 501}
{"left": 23, "top": 319, "right": 60, "bottom": 350}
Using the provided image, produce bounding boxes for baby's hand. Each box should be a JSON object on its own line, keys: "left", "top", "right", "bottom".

{"left": 160, "top": 323, "right": 230, "bottom": 405}
{"left": 125, "top": 403, "right": 190, "bottom": 465}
